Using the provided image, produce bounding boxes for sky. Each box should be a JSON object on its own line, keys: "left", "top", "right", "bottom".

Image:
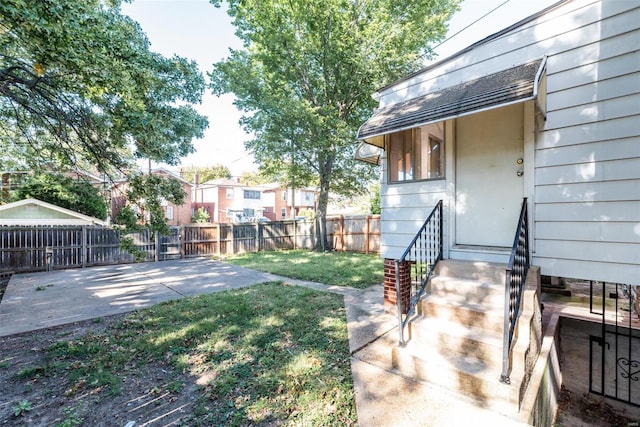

{"left": 121, "top": 0, "right": 559, "bottom": 176}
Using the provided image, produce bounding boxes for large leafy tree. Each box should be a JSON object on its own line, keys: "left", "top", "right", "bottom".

{"left": 123, "top": 172, "right": 186, "bottom": 236}
{"left": 0, "top": 0, "right": 208, "bottom": 230}
{"left": 13, "top": 174, "right": 108, "bottom": 220}
{"left": 179, "top": 164, "right": 232, "bottom": 184}
{"left": 239, "top": 170, "right": 272, "bottom": 186}
{"left": 210, "top": 0, "right": 460, "bottom": 249}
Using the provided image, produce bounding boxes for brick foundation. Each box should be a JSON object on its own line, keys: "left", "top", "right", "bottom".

{"left": 383, "top": 258, "right": 411, "bottom": 314}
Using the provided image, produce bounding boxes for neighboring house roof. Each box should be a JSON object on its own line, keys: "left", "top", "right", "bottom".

{"left": 150, "top": 167, "right": 192, "bottom": 186}
{"left": 261, "top": 184, "right": 317, "bottom": 193}
{"left": 260, "top": 183, "right": 281, "bottom": 191}
{"left": 67, "top": 169, "right": 105, "bottom": 184}
{"left": 199, "top": 178, "right": 244, "bottom": 187}
{"left": 111, "top": 168, "right": 193, "bottom": 187}
{"left": 0, "top": 198, "right": 107, "bottom": 226}
{"left": 357, "top": 58, "right": 545, "bottom": 144}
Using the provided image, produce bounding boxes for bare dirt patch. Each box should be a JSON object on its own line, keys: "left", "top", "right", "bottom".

{"left": 0, "top": 315, "right": 200, "bottom": 426}
{"left": 555, "top": 386, "right": 637, "bottom": 427}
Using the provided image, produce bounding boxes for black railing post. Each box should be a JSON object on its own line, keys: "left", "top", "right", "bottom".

{"left": 439, "top": 201, "right": 443, "bottom": 257}
{"left": 395, "top": 200, "right": 443, "bottom": 346}
{"left": 395, "top": 259, "right": 404, "bottom": 346}
{"left": 501, "top": 268, "right": 513, "bottom": 384}
{"left": 501, "top": 198, "right": 530, "bottom": 384}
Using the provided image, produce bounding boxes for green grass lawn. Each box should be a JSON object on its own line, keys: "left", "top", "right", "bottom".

{"left": 223, "top": 249, "right": 383, "bottom": 289}
{"left": 13, "top": 282, "right": 357, "bottom": 426}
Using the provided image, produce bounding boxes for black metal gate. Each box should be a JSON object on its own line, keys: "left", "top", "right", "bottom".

{"left": 589, "top": 281, "right": 640, "bottom": 406}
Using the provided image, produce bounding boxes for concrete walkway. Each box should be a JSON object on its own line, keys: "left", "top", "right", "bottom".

{"left": 0, "top": 259, "right": 523, "bottom": 426}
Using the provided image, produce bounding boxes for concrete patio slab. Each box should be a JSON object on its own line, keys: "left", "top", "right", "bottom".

{"left": 0, "top": 259, "right": 277, "bottom": 336}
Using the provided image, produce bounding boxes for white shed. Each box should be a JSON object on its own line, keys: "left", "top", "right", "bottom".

{"left": 357, "top": 0, "right": 639, "bottom": 285}
{"left": 0, "top": 198, "right": 107, "bottom": 226}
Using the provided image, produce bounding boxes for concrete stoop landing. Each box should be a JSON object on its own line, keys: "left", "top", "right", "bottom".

{"left": 392, "top": 259, "right": 533, "bottom": 418}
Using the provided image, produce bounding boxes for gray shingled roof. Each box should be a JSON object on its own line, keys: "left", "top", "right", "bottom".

{"left": 357, "top": 59, "right": 543, "bottom": 142}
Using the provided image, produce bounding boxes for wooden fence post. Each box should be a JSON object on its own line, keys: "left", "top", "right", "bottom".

{"left": 294, "top": 220, "right": 298, "bottom": 250}
{"left": 155, "top": 231, "right": 160, "bottom": 262}
{"left": 231, "top": 223, "right": 235, "bottom": 255}
{"left": 340, "top": 215, "right": 345, "bottom": 252}
{"left": 180, "top": 226, "right": 185, "bottom": 259}
{"left": 255, "top": 222, "right": 259, "bottom": 252}
{"left": 216, "top": 224, "right": 221, "bottom": 257}
{"left": 365, "top": 215, "right": 371, "bottom": 254}
{"left": 81, "top": 225, "right": 87, "bottom": 268}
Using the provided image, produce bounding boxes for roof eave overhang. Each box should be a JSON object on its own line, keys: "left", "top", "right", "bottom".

{"left": 354, "top": 142, "right": 382, "bottom": 165}
{"left": 356, "top": 58, "right": 547, "bottom": 147}
{"left": 359, "top": 94, "right": 537, "bottom": 144}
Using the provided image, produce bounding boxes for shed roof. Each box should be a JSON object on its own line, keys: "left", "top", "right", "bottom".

{"left": 0, "top": 198, "right": 107, "bottom": 226}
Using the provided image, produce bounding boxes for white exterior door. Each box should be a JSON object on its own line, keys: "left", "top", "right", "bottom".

{"left": 455, "top": 104, "right": 524, "bottom": 247}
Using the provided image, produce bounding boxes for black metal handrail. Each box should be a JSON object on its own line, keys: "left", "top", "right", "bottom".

{"left": 395, "top": 200, "right": 443, "bottom": 346}
{"left": 501, "top": 198, "right": 530, "bottom": 384}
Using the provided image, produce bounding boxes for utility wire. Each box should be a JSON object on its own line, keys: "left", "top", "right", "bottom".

{"left": 422, "top": 0, "right": 513, "bottom": 61}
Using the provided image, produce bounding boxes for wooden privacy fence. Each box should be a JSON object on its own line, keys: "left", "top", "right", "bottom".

{"left": 326, "top": 214, "right": 380, "bottom": 254}
{"left": 182, "top": 220, "right": 316, "bottom": 257}
{"left": 0, "top": 215, "right": 380, "bottom": 273}
{"left": 0, "top": 226, "right": 158, "bottom": 273}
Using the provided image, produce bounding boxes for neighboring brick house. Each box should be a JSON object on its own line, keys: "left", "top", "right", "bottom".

{"left": 192, "top": 178, "right": 267, "bottom": 223}
{"left": 192, "top": 180, "right": 317, "bottom": 223}
{"left": 154, "top": 168, "right": 192, "bottom": 226}
{"left": 261, "top": 184, "right": 316, "bottom": 221}
{"left": 111, "top": 168, "right": 193, "bottom": 226}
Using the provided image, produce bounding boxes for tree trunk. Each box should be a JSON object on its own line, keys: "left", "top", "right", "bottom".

{"left": 315, "top": 192, "right": 328, "bottom": 251}
{"left": 315, "top": 160, "right": 332, "bottom": 251}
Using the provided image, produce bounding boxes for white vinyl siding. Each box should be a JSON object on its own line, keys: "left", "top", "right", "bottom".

{"left": 532, "top": 4, "right": 640, "bottom": 284}
{"left": 536, "top": 136, "right": 639, "bottom": 166}
{"left": 376, "top": 0, "right": 640, "bottom": 284}
{"left": 535, "top": 180, "right": 640, "bottom": 203}
{"left": 535, "top": 158, "right": 640, "bottom": 186}
{"left": 538, "top": 116, "right": 638, "bottom": 149}
{"left": 380, "top": 165, "right": 448, "bottom": 259}
{"left": 377, "top": 1, "right": 639, "bottom": 107}
{"left": 535, "top": 222, "right": 639, "bottom": 243}
{"left": 544, "top": 95, "right": 639, "bottom": 130}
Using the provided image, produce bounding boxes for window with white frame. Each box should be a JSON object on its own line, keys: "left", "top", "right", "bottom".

{"left": 388, "top": 122, "right": 445, "bottom": 183}
{"left": 281, "top": 208, "right": 286, "bottom": 218}
{"left": 166, "top": 206, "right": 174, "bottom": 220}
{"left": 243, "top": 190, "right": 261, "bottom": 200}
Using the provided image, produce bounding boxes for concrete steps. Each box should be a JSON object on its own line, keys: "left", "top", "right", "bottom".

{"left": 392, "top": 259, "right": 529, "bottom": 416}
{"left": 435, "top": 258, "right": 508, "bottom": 282}
{"left": 418, "top": 294, "right": 505, "bottom": 330}
{"left": 408, "top": 317, "right": 504, "bottom": 368}
{"left": 392, "top": 339, "right": 521, "bottom": 413}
